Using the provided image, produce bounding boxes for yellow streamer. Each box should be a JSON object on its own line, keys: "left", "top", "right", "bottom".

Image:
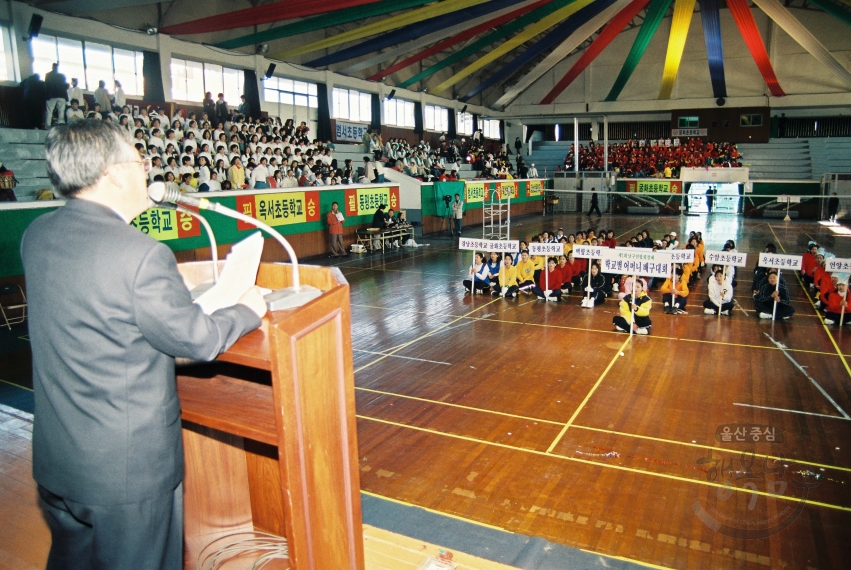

{"left": 431, "top": 0, "right": 595, "bottom": 95}
{"left": 270, "top": 0, "right": 492, "bottom": 59}
{"left": 658, "top": 0, "right": 696, "bottom": 99}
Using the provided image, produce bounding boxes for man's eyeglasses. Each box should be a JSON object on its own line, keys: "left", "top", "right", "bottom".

{"left": 116, "top": 158, "right": 152, "bottom": 174}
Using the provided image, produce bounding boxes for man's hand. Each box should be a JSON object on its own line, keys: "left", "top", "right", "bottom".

{"left": 238, "top": 286, "right": 267, "bottom": 319}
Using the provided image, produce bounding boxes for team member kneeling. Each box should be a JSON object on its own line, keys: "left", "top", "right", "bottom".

{"left": 613, "top": 279, "right": 652, "bottom": 335}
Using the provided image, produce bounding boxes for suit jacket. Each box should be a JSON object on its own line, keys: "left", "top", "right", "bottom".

{"left": 22, "top": 199, "right": 261, "bottom": 505}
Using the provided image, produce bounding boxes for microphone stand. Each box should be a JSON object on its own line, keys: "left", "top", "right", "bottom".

{"left": 149, "top": 186, "right": 322, "bottom": 310}
{"left": 155, "top": 202, "right": 220, "bottom": 283}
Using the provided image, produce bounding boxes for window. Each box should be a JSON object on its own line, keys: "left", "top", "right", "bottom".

{"left": 482, "top": 119, "right": 501, "bottom": 140}
{"left": 677, "top": 116, "right": 699, "bottom": 128}
{"left": 332, "top": 87, "right": 371, "bottom": 122}
{"left": 384, "top": 98, "right": 415, "bottom": 128}
{"left": 31, "top": 34, "right": 144, "bottom": 95}
{"left": 457, "top": 111, "right": 473, "bottom": 136}
{"left": 740, "top": 114, "right": 763, "bottom": 127}
{"left": 264, "top": 77, "right": 318, "bottom": 108}
{"left": 424, "top": 104, "right": 448, "bottom": 132}
{"left": 0, "top": 27, "right": 16, "bottom": 81}
{"left": 170, "top": 58, "right": 244, "bottom": 104}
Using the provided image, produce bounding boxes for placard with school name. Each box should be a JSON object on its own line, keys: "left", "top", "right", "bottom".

{"left": 528, "top": 243, "right": 563, "bottom": 256}
{"left": 497, "top": 181, "right": 519, "bottom": 199}
{"left": 625, "top": 180, "right": 682, "bottom": 194}
{"left": 458, "top": 238, "right": 519, "bottom": 252}
{"left": 335, "top": 120, "right": 369, "bottom": 143}
{"left": 600, "top": 249, "right": 671, "bottom": 278}
{"left": 572, "top": 245, "right": 607, "bottom": 259}
{"left": 664, "top": 249, "right": 695, "bottom": 264}
{"left": 826, "top": 258, "right": 851, "bottom": 272}
{"left": 235, "top": 191, "right": 320, "bottom": 231}
{"left": 706, "top": 250, "right": 748, "bottom": 267}
{"left": 131, "top": 207, "right": 200, "bottom": 241}
{"left": 526, "top": 179, "right": 544, "bottom": 197}
{"left": 465, "top": 182, "right": 487, "bottom": 204}
{"left": 344, "top": 186, "right": 400, "bottom": 217}
{"left": 758, "top": 253, "right": 802, "bottom": 270}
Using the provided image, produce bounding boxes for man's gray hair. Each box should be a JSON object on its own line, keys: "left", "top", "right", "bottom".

{"left": 45, "top": 119, "right": 136, "bottom": 198}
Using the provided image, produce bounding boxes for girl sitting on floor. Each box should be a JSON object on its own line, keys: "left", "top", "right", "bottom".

{"left": 515, "top": 250, "right": 536, "bottom": 293}
{"left": 704, "top": 269, "right": 734, "bottom": 316}
{"left": 661, "top": 266, "right": 689, "bottom": 314}
{"left": 613, "top": 278, "right": 652, "bottom": 335}
{"left": 580, "top": 263, "right": 606, "bottom": 308}
{"left": 823, "top": 276, "right": 849, "bottom": 325}
{"left": 557, "top": 255, "right": 574, "bottom": 294}
{"left": 492, "top": 253, "right": 519, "bottom": 298}
{"left": 463, "top": 252, "right": 491, "bottom": 294}
{"left": 532, "top": 257, "right": 564, "bottom": 302}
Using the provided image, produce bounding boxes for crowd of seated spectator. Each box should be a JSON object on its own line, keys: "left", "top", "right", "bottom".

{"left": 561, "top": 138, "right": 742, "bottom": 177}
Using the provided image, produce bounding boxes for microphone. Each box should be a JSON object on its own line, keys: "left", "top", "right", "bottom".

{"left": 148, "top": 181, "right": 211, "bottom": 210}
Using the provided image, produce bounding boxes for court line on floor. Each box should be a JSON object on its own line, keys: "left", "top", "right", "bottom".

{"left": 353, "top": 298, "right": 502, "bottom": 374}
{"left": 360, "top": 490, "right": 676, "bottom": 570}
{"left": 357, "top": 414, "right": 851, "bottom": 513}
{"left": 353, "top": 350, "right": 451, "bottom": 366}
{"left": 764, "top": 332, "right": 850, "bottom": 419}
{"left": 732, "top": 403, "right": 848, "bottom": 420}
{"left": 547, "top": 337, "right": 631, "bottom": 453}
{"left": 768, "top": 224, "right": 851, "bottom": 380}
{"left": 0, "top": 377, "right": 32, "bottom": 391}
{"left": 615, "top": 219, "right": 652, "bottom": 240}
{"left": 354, "top": 387, "right": 851, "bottom": 473}
{"left": 351, "top": 303, "right": 850, "bottom": 358}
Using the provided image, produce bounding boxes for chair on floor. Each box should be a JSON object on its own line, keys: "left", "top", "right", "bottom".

{"left": 0, "top": 284, "right": 27, "bottom": 330}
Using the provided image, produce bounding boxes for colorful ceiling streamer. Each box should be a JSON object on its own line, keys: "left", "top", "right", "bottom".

{"left": 698, "top": 0, "right": 727, "bottom": 99}
{"left": 658, "top": 0, "right": 697, "bottom": 99}
{"left": 159, "top": 0, "right": 381, "bottom": 36}
{"left": 431, "top": 0, "right": 596, "bottom": 95}
{"left": 306, "top": 0, "right": 527, "bottom": 69}
{"left": 459, "top": 0, "right": 618, "bottom": 102}
{"left": 540, "top": 0, "right": 650, "bottom": 104}
{"left": 726, "top": 0, "right": 785, "bottom": 96}
{"left": 752, "top": 0, "right": 851, "bottom": 88}
{"left": 603, "top": 0, "right": 672, "bottom": 101}
{"left": 270, "top": 0, "right": 492, "bottom": 59}
{"left": 214, "top": 0, "right": 435, "bottom": 50}
{"left": 493, "top": 0, "right": 631, "bottom": 107}
{"left": 808, "top": 0, "right": 851, "bottom": 28}
{"left": 397, "top": 0, "right": 574, "bottom": 89}
{"left": 368, "top": 0, "right": 552, "bottom": 81}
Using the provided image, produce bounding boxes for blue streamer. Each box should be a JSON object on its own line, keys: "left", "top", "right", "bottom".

{"left": 306, "top": 0, "right": 527, "bottom": 68}
{"left": 698, "top": 0, "right": 727, "bottom": 98}
{"left": 459, "top": 0, "right": 617, "bottom": 102}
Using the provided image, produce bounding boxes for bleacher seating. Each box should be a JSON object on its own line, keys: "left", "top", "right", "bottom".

{"left": 736, "top": 139, "right": 811, "bottom": 180}
{"left": 0, "top": 129, "right": 51, "bottom": 201}
{"left": 527, "top": 141, "right": 572, "bottom": 177}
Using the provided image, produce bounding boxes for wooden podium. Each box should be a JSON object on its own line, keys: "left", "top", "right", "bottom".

{"left": 175, "top": 262, "right": 364, "bottom": 570}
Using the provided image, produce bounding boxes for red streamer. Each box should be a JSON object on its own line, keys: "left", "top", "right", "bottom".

{"left": 726, "top": 0, "right": 785, "bottom": 96}
{"left": 368, "top": 0, "right": 553, "bottom": 82}
{"left": 159, "top": 0, "right": 381, "bottom": 36}
{"left": 540, "top": 0, "right": 650, "bottom": 105}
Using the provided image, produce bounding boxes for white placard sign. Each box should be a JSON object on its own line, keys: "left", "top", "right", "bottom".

{"left": 529, "top": 243, "right": 564, "bottom": 256}
{"left": 826, "top": 258, "right": 851, "bottom": 272}
{"left": 666, "top": 249, "right": 695, "bottom": 264}
{"left": 572, "top": 245, "right": 606, "bottom": 259}
{"left": 706, "top": 250, "right": 748, "bottom": 267}
{"left": 600, "top": 249, "right": 672, "bottom": 278}
{"left": 758, "top": 253, "right": 802, "bottom": 270}
{"left": 334, "top": 120, "right": 370, "bottom": 143}
{"left": 458, "top": 238, "right": 519, "bottom": 253}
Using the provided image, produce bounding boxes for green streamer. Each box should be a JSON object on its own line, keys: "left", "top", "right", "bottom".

{"left": 214, "top": 0, "right": 436, "bottom": 50}
{"left": 397, "top": 0, "right": 575, "bottom": 89}
{"left": 604, "top": 0, "right": 673, "bottom": 101}
{"left": 808, "top": 0, "right": 851, "bottom": 28}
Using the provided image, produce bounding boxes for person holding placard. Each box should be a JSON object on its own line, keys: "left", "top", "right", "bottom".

{"left": 463, "top": 252, "right": 491, "bottom": 295}
{"left": 613, "top": 279, "right": 652, "bottom": 335}
{"left": 823, "top": 277, "right": 848, "bottom": 325}
{"left": 661, "top": 267, "right": 689, "bottom": 314}
{"left": 704, "top": 269, "right": 734, "bottom": 315}
{"left": 801, "top": 242, "right": 820, "bottom": 288}
{"left": 556, "top": 255, "right": 574, "bottom": 294}
{"left": 515, "top": 251, "right": 536, "bottom": 293}
{"left": 755, "top": 270, "right": 795, "bottom": 320}
{"left": 493, "top": 254, "right": 519, "bottom": 298}
{"left": 532, "top": 258, "right": 564, "bottom": 302}
{"left": 486, "top": 252, "right": 502, "bottom": 289}
{"left": 579, "top": 263, "right": 606, "bottom": 308}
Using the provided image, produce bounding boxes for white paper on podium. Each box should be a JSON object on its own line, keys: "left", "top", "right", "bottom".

{"left": 194, "top": 232, "right": 264, "bottom": 315}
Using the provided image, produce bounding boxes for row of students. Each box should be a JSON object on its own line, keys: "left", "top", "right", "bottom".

{"left": 801, "top": 242, "right": 849, "bottom": 326}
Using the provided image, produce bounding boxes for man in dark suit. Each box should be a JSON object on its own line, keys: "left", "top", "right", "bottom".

{"left": 21, "top": 120, "right": 266, "bottom": 570}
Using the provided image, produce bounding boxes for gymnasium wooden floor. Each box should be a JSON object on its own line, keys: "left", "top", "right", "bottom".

{"left": 2, "top": 212, "right": 850, "bottom": 569}
{"left": 341, "top": 213, "right": 851, "bottom": 569}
